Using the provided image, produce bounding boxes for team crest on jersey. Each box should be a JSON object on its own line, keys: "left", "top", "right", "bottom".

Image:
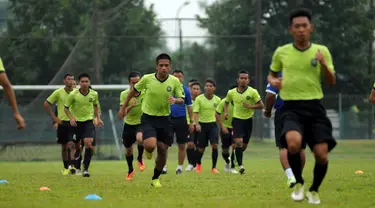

{"left": 311, "top": 58, "right": 318, "bottom": 67}
{"left": 166, "top": 86, "right": 172, "bottom": 92}
{"left": 213, "top": 103, "right": 218, "bottom": 108}
{"left": 246, "top": 96, "right": 250, "bottom": 100}
{"left": 89, "top": 98, "right": 93, "bottom": 102}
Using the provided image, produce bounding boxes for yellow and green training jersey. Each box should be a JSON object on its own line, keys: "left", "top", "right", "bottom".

{"left": 65, "top": 89, "right": 99, "bottom": 122}
{"left": 193, "top": 94, "right": 221, "bottom": 123}
{"left": 120, "top": 89, "right": 144, "bottom": 125}
{"left": 134, "top": 73, "right": 184, "bottom": 116}
{"left": 216, "top": 98, "right": 234, "bottom": 128}
{"left": 186, "top": 100, "right": 195, "bottom": 125}
{"left": 0, "top": 58, "right": 5, "bottom": 72}
{"left": 46, "top": 88, "right": 72, "bottom": 121}
{"left": 225, "top": 87, "right": 261, "bottom": 120}
{"left": 270, "top": 43, "right": 335, "bottom": 101}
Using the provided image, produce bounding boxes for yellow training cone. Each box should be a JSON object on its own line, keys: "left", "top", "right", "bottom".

{"left": 355, "top": 170, "right": 364, "bottom": 174}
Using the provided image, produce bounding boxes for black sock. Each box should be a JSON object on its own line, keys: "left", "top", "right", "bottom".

{"left": 288, "top": 152, "right": 304, "bottom": 184}
{"left": 186, "top": 148, "right": 194, "bottom": 165}
{"left": 126, "top": 154, "right": 134, "bottom": 173}
{"left": 137, "top": 145, "right": 144, "bottom": 162}
{"left": 212, "top": 148, "right": 218, "bottom": 169}
{"left": 196, "top": 149, "right": 203, "bottom": 165}
{"left": 309, "top": 162, "right": 328, "bottom": 192}
{"left": 231, "top": 150, "right": 235, "bottom": 168}
{"left": 152, "top": 168, "right": 162, "bottom": 180}
{"left": 235, "top": 147, "right": 243, "bottom": 166}
{"left": 222, "top": 152, "right": 230, "bottom": 164}
{"left": 74, "top": 150, "right": 81, "bottom": 169}
{"left": 63, "top": 161, "right": 69, "bottom": 169}
{"left": 192, "top": 148, "right": 196, "bottom": 167}
{"left": 83, "top": 148, "right": 93, "bottom": 171}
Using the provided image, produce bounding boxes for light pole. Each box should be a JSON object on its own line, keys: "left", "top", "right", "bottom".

{"left": 176, "top": 1, "right": 190, "bottom": 70}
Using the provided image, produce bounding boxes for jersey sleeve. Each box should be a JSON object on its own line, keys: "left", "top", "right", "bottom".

{"left": 134, "top": 75, "right": 148, "bottom": 92}
{"left": 0, "top": 58, "right": 5, "bottom": 72}
{"left": 93, "top": 92, "right": 99, "bottom": 106}
{"left": 252, "top": 89, "right": 261, "bottom": 103}
{"left": 46, "top": 89, "right": 59, "bottom": 104}
{"left": 64, "top": 93, "right": 74, "bottom": 108}
{"left": 184, "top": 87, "right": 193, "bottom": 106}
{"left": 216, "top": 99, "right": 225, "bottom": 114}
{"left": 270, "top": 47, "right": 282, "bottom": 73}
{"left": 266, "top": 83, "right": 279, "bottom": 95}
{"left": 322, "top": 46, "right": 335, "bottom": 73}
{"left": 174, "top": 79, "right": 185, "bottom": 99}
{"left": 373, "top": 82, "right": 375, "bottom": 90}
{"left": 224, "top": 90, "right": 233, "bottom": 103}
{"left": 193, "top": 97, "right": 200, "bottom": 113}
{"left": 120, "top": 91, "right": 128, "bottom": 106}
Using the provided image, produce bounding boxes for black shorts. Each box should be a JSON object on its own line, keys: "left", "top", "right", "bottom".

{"left": 187, "top": 125, "right": 198, "bottom": 145}
{"left": 141, "top": 114, "right": 173, "bottom": 146}
{"left": 75, "top": 120, "right": 95, "bottom": 142}
{"left": 122, "top": 123, "right": 142, "bottom": 148}
{"left": 220, "top": 128, "right": 234, "bottom": 149}
{"left": 232, "top": 117, "right": 253, "bottom": 143}
{"left": 274, "top": 109, "right": 306, "bottom": 149}
{"left": 279, "top": 100, "right": 336, "bottom": 151}
{"left": 56, "top": 121, "right": 74, "bottom": 144}
{"left": 197, "top": 122, "right": 219, "bottom": 148}
{"left": 171, "top": 117, "right": 189, "bottom": 144}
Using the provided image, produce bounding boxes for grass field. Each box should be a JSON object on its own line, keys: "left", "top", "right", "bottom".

{"left": 0, "top": 139, "right": 374, "bottom": 208}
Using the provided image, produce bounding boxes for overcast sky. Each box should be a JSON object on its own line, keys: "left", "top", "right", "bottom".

{"left": 145, "top": 0, "right": 215, "bottom": 51}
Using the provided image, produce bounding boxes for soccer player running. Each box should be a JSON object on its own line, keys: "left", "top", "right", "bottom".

{"left": 185, "top": 81, "right": 201, "bottom": 171}
{"left": 224, "top": 70, "right": 264, "bottom": 175}
{"left": 268, "top": 8, "right": 336, "bottom": 204}
{"left": 44, "top": 74, "right": 76, "bottom": 175}
{"left": 164, "top": 70, "right": 194, "bottom": 175}
{"left": 264, "top": 72, "right": 306, "bottom": 187}
{"left": 119, "top": 71, "right": 145, "bottom": 181}
{"left": 64, "top": 73, "right": 104, "bottom": 177}
{"left": 118, "top": 53, "right": 184, "bottom": 188}
{"left": 216, "top": 85, "right": 238, "bottom": 174}
{"left": 193, "top": 79, "right": 221, "bottom": 174}
{"left": 0, "top": 58, "right": 25, "bottom": 130}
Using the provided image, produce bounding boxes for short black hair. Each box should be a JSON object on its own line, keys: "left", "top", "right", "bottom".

{"left": 64, "top": 73, "right": 73, "bottom": 79}
{"left": 78, "top": 73, "right": 90, "bottom": 81}
{"left": 156, "top": 53, "right": 171, "bottom": 64}
{"left": 289, "top": 8, "right": 312, "bottom": 25}
{"left": 128, "top": 71, "right": 141, "bottom": 81}
{"left": 190, "top": 81, "right": 200, "bottom": 88}
{"left": 238, "top": 70, "right": 249, "bottom": 77}
{"left": 172, "top": 70, "right": 184, "bottom": 75}
{"left": 189, "top": 79, "right": 198, "bottom": 83}
{"left": 205, "top": 78, "right": 216, "bottom": 87}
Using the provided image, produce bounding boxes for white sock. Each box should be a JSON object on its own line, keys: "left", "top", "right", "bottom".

{"left": 285, "top": 168, "right": 295, "bottom": 178}
{"left": 177, "top": 165, "right": 183, "bottom": 170}
{"left": 163, "top": 166, "right": 167, "bottom": 171}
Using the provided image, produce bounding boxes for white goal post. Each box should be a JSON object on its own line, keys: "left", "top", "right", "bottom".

{"left": 0, "top": 84, "right": 130, "bottom": 160}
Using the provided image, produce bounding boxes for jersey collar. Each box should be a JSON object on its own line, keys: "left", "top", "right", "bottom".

{"left": 79, "top": 88, "right": 90, "bottom": 96}
{"left": 154, "top": 73, "right": 169, "bottom": 83}
{"left": 292, "top": 42, "right": 312, "bottom": 52}
{"left": 236, "top": 86, "right": 248, "bottom": 94}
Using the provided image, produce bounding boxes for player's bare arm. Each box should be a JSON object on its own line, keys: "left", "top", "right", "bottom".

{"left": 215, "top": 112, "right": 228, "bottom": 134}
{"left": 94, "top": 105, "right": 104, "bottom": 127}
{"left": 187, "top": 105, "right": 194, "bottom": 133}
{"left": 369, "top": 89, "right": 375, "bottom": 105}
{"left": 316, "top": 50, "right": 336, "bottom": 86}
{"left": 243, "top": 100, "right": 264, "bottom": 109}
{"left": 44, "top": 101, "right": 62, "bottom": 124}
{"left": 118, "top": 88, "right": 137, "bottom": 119}
{"left": 64, "top": 106, "right": 76, "bottom": 127}
{"left": 223, "top": 102, "right": 229, "bottom": 120}
{"left": 264, "top": 92, "right": 276, "bottom": 117}
{"left": 168, "top": 96, "right": 184, "bottom": 104}
{"left": 194, "top": 112, "right": 201, "bottom": 132}
{"left": 267, "top": 71, "right": 282, "bottom": 89}
{"left": 0, "top": 72, "right": 25, "bottom": 129}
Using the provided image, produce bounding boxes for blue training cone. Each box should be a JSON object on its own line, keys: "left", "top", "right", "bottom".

{"left": 0, "top": 180, "right": 8, "bottom": 184}
{"left": 85, "top": 194, "right": 102, "bottom": 200}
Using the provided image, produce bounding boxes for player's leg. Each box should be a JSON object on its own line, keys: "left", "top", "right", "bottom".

{"left": 241, "top": 118, "right": 253, "bottom": 152}
{"left": 305, "top": 103, "right": 337, "bottom": 204}
{"left": 232, "top": 118, "right": 245, "bottom": 174}
{"left": 175, "top": 118, "right": 189, "bottom": 174}
{"left": 135, "top": 127, "right": 145, "bottom": 172}
{"left": 122, "top": 124, "right": 137, "bottom": 180}
{"left": 81, "top": 121, "right": 95, "bottom": 177}
{"left": 220, "top": 129, "right": 231, "bottom": 172}
{"left": 280, "top": 107, "right": 305, "bottom": 201}
{"left": 56, "top": 122, "right": 70, "bottom": 175}
{"left": 195, "top": 123, "right": 208, "bottom": 173}
{"left": 185, "top": 127, "right": 197, "bottom": 171}
{"left": 141, "top": 115, "right": 158, "bottom": 160}
{"left": 208, "top": 123, "right": 219, "bottom": 174}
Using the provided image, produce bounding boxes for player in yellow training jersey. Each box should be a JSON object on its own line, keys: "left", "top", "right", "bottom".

{"left": 65, "top": 73, "right": 104, "bottom": 177}
{"left": 120, "top": 71, "right": 145, "bottom": 181}
{"left": 224, "top": 70, "right": 264, "bottom": 175}
{"left": 44, "top": 73, "right": 76, "bottom": 175}
{"left": 0, "top": 57, "right": 25, "bottom": 130}
{"left": 118, "top": 53, "right": 185, "bottom": 188}
{"left": 193, "top": 79, "right": 221, "bottom": 174}
{"left": 185, "top": 81, "right": 201, "bottom": 171}
{"left": 268, "top": 8, "right": 336, "bottom": 204}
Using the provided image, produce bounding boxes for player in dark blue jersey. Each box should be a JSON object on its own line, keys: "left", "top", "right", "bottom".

{"left": 163, "top": 70, "right": 194, "bottom": 175}
{"left": 264, "top": 72, "right": 306, "bottom": 188}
